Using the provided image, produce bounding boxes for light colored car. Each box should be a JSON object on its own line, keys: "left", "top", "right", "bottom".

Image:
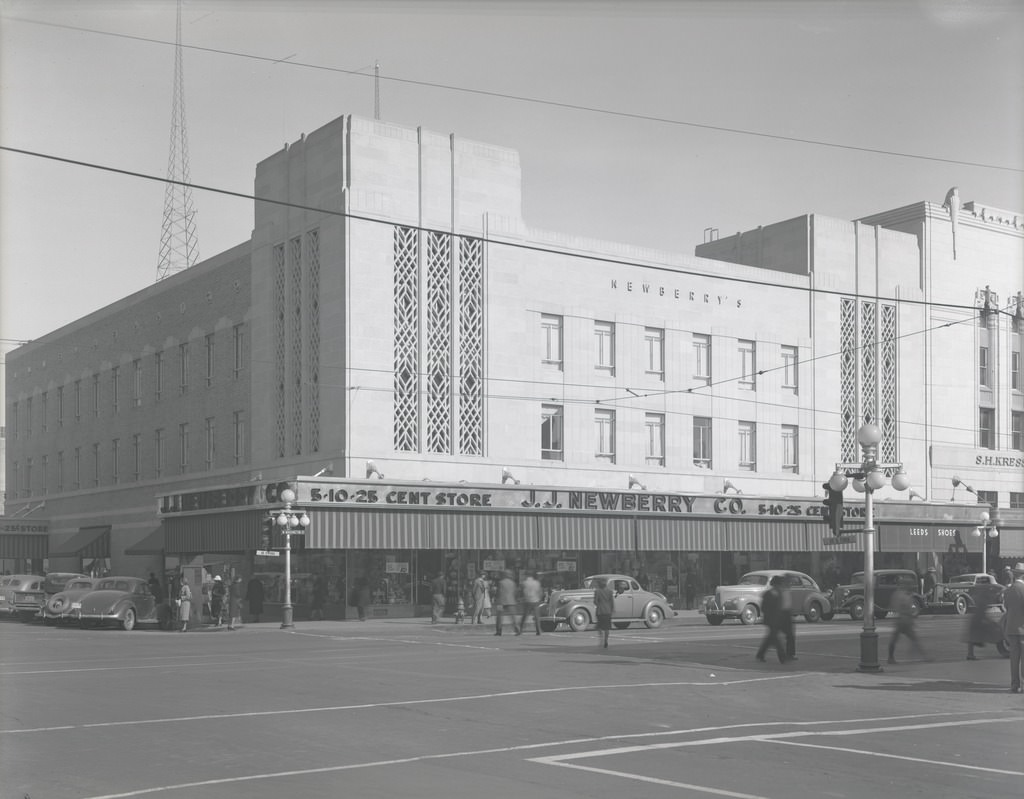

{"left": 0, "top": 574, "right": 45, "bottom": 619}
{"left": 702, "top": 570, "right": 833, "bottom": 625}
{"left": 537, "top": 574, "right": 676, "bottom": 632}
{"left": 76, "top": 576, "right": 164, "bottom": 630}
{"left": 41, "top": 577, "right": 97, "bottom": 624}
{"left": 936, "top": 573, "right": 1005, "bottom": 615}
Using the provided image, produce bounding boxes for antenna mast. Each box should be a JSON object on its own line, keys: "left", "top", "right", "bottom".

{"left": 156, "top": 0, "right": 199, "bottom": 282}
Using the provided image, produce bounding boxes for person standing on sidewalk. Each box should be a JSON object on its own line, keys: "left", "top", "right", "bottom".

{"left": 594, "top": 577, "right": 614, "bottom": 648}
{"left": 177, "top": 577, "right": 192, "bottom": 632}
{"left": 779, "top": 575, "right": 797, "bottom": 661}
{"left": 887, "top": 587, "right": 928, "bottom": 664}
{"left": 227, "top": 575, "right": 243, "bottom": 629}
{"left": 471, "top": 572, "right": 489, "bottom": 624}
{"left": 430, "top": 571, "right": 446, "bottom": 624}
{"left": 1003, "top": 564, "right": 1024, "bottom": 693}
{"left": 494, "top": 570, "right": 519, "bottom": 635}
{"left": 756, "top": 576, "right": 787, "bottom": 663}
{"left": 211, "top": 575, "right": 227, "bottom": 626}
{"left": 517, "top": 571, "right": 543, "bottom": 635}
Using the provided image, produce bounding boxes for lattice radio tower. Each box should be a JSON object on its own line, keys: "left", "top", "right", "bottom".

{"left": 156, "top": 0, "right": 199, "bottom": 282}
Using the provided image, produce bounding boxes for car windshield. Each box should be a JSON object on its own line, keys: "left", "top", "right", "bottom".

{"left": 96, "top": 579, "right": 128, "bottom": 591}
{"left": 67, "top": 581, "right": 93, "bottom": 590}
{"left": 738, "top": 574, "right": 769, "bottom": 586}
{"left": 850, "top": 573, "right": 865, "bottom": 585}
{"left": 948, "top": 575, "right": 974, "bottom": 583}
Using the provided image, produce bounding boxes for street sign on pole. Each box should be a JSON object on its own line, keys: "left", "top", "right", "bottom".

{"left": 822, "top": 535, "right": 858, "bottom": 546}
{"left": 256, "top": 550, "right": 280, "bottom": 557}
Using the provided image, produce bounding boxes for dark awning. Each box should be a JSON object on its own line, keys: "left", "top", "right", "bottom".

{"left": 164, "top": 511, "right": 263, "bottom": 553}
{"left": 125, "top": 527, "right": 166, "bottom": 556}
{"left": 0, "top": 533, "right": 49, "bottom": 559}
{"left": 49, "top": 526, "right": 110, "bottom": 558}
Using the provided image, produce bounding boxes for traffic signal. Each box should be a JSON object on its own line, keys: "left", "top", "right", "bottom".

{"left": 821, "top": 482, "right": 845, "bottom": 536}
{"left": 260, "top": 517, "right": 274, "bottom": 551}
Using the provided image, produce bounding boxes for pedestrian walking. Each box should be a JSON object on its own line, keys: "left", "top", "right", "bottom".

{"left": 779, "top": 575, "right": 797, "bottom": 661}
{"left": 684, "top": 575, "right": 696, "bottom": 610}
{"left": 246, "top": 575, "right": 264, "bottom": 623}
{"left": 430, "top": 571, "right": 446, "bottom": 624}
{"left": 471, "top": 572, "right": 489, "bottom": 624}
{"left": 756, "top": 575, "right": 788, "bottom": 663}
{"left": 1003, "top": 563, "right": 1024, "bottom": 693}
{"left": 310, "top": 575, "right": 327, "bottom": 621}
{"left": 594, "top": 577, "right": 614, "bottom": 648}
{"left": 517, "top": 571, "right": 543, "bottom": 635}
{"left": 494, "top": 570, "right": 519, "bottom": 635}
{"left": 964, "top": 585, "right": 1001, "bottom": 660}
{"left": 887, "top": 587, "right": 928, "bottom": 664}
{"left": 177, "top": 577, "right": 192, "bottom": 632}
{"left": 227, "top": 575, "right": 243, "bottom": 629}
{"left": 210, "top": 575, "right": 227, "bottom": 626}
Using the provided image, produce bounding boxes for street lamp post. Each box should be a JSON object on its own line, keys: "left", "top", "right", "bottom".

{"left": 828, "top": 423, "right": 910, "bottom": 673}
{"left": 270, "top": 488, "right": 309, "bottom": 629}
{"left": 974, "top": 508, "right": 1000, "bottom": 576}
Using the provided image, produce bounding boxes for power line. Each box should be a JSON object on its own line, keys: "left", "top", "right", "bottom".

{"left": 7, "top": 14, "right": 1023, "bottom": 175}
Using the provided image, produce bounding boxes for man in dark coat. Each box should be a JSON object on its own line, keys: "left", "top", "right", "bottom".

{"left": 755, "top": 576, "right": 788, "bottom": 663}
{"left": 246, "top": 575, "right": 265, "bottom": 623}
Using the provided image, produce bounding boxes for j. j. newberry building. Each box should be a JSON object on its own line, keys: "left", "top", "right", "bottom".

{"left": 4, "top": 114, "right": 1023, "bottom": 619}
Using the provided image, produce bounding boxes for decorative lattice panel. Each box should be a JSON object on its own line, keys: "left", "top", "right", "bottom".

{"left": 290, "top": 237, "right": 303, "bottom": 456}
{"left": 273, "top": 244, "right": 286, "bottom": 458}
{"left": 840, "top": 298, "right": 858, "bottom": 461}
{"left": 393, "top": 227, "right": 420, "bottom": 452}
{"left": 879, "top": 304, "right": 897, "bottom": 463}
{"left": 860, "top": 301, "right": 876, "bottom": 429}
{"left": 426, "top": 232, "right": 452, "bottom": 454}
{"left": 307, "top": 229, "right": 321, "bottom": 453}
{"left": 458, "top": 237, "right": 484, "bottom": 456}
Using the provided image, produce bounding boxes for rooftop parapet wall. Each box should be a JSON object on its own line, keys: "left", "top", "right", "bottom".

{"left": 694, "top": 215, "right": 811, "bottom": 275}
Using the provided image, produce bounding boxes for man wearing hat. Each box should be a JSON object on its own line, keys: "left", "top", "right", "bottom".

{"left": 1003, "top": 563, "right": 1024, "bottom": 694}
{"left": 210, "top": 575, "right": 227, "bottom": 627}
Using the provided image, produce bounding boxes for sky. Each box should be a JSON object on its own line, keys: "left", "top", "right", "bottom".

{"left": 1, "top": 0, "right": 1022, "bottom": 348}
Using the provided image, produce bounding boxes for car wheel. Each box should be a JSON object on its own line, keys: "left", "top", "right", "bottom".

{"left": 706, "top": 615, "right": 724, "bottom": 626}
{"left": 121, "top": 608, "right": 136, "bottom": 631}
{"left": 954, "top": 594, "right": 969, "bottom": 616}
{"left": 849, "top": 599, "right": 865, "bottom": 621}
{"left": 805, "top": 602, "right": 822, "bottom": 624}
{"left": 613, "top": 621, "right": 631, "bottom": 630}
{"left": 740, "top": 604, "right": 760, "bottom": 625}
{"left": 568, "top": 609, "right": 590, "bottom": 632}
{"left": 644, "top": 607, "right": 664, "bottom": 629}
{"left": 540, "top": 621, "right": 557, "bottom": 633}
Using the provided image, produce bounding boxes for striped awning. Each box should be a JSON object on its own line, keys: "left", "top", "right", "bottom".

{"left": 636, "top": 518, "right": 724, "bottom": 551}
{"left": 306, "top": 509, "right": 429, "bottom": 549}
{"left": 537, "top": 515, "right": 633, "bottom": 550}
{"left": 49, "top": 526, "right": 110, "bottom": 558}
{"left": 125, "top": 527, "right": 166, "bottom": 556}
{"left": 727, "top": 520, "right": 815, "bottom": 552}
{"left": 164, "top": 511, "right": 263, "bottom": 553}
{"left": 431, "top": 512, "right": 536, "bottom": 550}
{"left": 0, "top": 533, "right": 49, "bottom": 560}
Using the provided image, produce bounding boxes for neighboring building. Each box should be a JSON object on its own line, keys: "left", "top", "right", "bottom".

{"left": 3, "top": 115, "right": 1022, "bottom": 619}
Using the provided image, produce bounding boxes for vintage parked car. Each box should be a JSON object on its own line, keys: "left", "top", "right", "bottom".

{"left": 701, "top": 570, "right": 833, "bottom": 625}
{"left": 76, "top": 576, "right": 167, "bottom": 630}
{"left": 932, "top": 573, "right": 1005, "bottom": 615}
{"left": 0, "top": 574, "right": 45, "bottom": 620}
{"left": 829, "top": 569, "right": 925, "bottom": 620}
{"left": 41, "top": 577, "right": 98, "bottom": 624}
{"left": 537, "top": 574, "right": 676, "bottom": 632}
{"left": 14, "top": 572, "right": 89, "bottom": 621}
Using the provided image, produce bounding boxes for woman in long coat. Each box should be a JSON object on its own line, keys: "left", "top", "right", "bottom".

{"left": 228, "top": 576, "right": 244, "bottom": 629}
{"left": 246, "top": 575, "right": 265, "bottom": 623}
{"left": 178, "top": 577, "right": 192, "bottom": 633}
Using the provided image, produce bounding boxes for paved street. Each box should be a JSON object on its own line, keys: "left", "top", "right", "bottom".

{"left": 1, "top": 611, "right": 1021, "bottom": 799}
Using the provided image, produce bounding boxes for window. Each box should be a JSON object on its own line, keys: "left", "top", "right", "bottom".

{"left": 644, "top": 327, "right": 664, "bottom": 379}
{"left": 693, "top": 334, "right": 711, "bottom": 385}
{"left": 133, "top": 434, "right": 142, "bottom": 481}
{"left": 10, "top": 402, "right": 17, "bottom": 439}
{"left": 738, "top": 340, "right": 756, "bottom": 390}
{"left": 92, "top": 443, "right": 101, "bottom": 487}
{"left": 1012, "top": 350, "right": 1021, "bottom": 392}
{"left": 26, "top": 397, "right": 33, "bottom": 434}
{"left": 595, "top": 321, "right": 615, "bottom": 374}
{"left": 645, "top": 413, "right": 665, "bottom": 467}
{"left": 541, "top": 314, "right": 563, "bottom": 368}
{"left": 233, "top": 324, "right": 244, "bottom": 378}
{"left": 12, "top": 463, "right": 19, "bottom": 498}
{"left": 1010, "top": 492, "right": 1024, "bottom": 510}
{"left": 541, "top": 405, "right": 564, "bottom": 461}
{"left": 205, "top": 417, "right": 216, "bottom": 470}
{"left": 979, "top": 407, "right": 995, "bottom": 449}
{"left": 92, "top": 375, "right": 100, "bottom": 417}
{"left": 41, "top": 455, "right": 48, "bottom": 495}
{"left": 133, "top": 360, "right": 142, "bottom": 407}
{"left": 782, "top": 345, "right": 798, "bottom": 392}
{"left": 977, "top": 490, "right": 998, "bottom": 511}
{"left": 73, "top": 447, "right": 81, "bottom": 490}
{"left": 74, "top": 380, "right": 81, "bottom": 421}
{"left": 179, "top": 423, "right": 190, "bottom": 473}
{"left": 155, "top": 351, "right": 164, "bottom": 400}
{"left": 782, "top": 424, "right": 799, "bottom": 473}
{"left": 57, "top": 386, "right": 64, "bottom": 426}
{"left": 595, "top": 409, "right": 616, "bottom": 463}
{"left": 738, "top": 421, "right": 757, "bottom": 471}
{"left": 111, "top": 438, "right": 120, "bottom": 484}
{"left": 233, "top": 411, "right": 246, "bottom": 465}
{"left": 693, "top": 416, "right": 712, "bottom": 468}
{"left": 41, "top": 391, "right": 48, "bottom": 432}
{"left": 57, "top": 451, "right": 64, "bottom": 493}
{"left": 111, "top": 366, "right": 120, "bottom": 413}
{"left": 205, "top": 334, "right": 214, "bottom": 387}
{"left": 24, "top": 458, "right": 32, "bottom": 497}
{"left": 979, "top": 346, "right": 990, "bottom": 387}
{"left": 179, "top": 343, "right": 190, "bottom": 394}
{"left": 1012, "top": 411, "right": 1023, "bottom": 451}
{"left": 155, "top": 429, "right": 165, "bottom": 478}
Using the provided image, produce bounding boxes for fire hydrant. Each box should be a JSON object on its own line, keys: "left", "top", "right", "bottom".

{"left": 454, "top": 596, "right": 466, "bottom": 624}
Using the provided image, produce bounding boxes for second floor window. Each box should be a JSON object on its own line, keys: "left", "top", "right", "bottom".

{"left": 179, "top": 423, "right": 190, "bottom": 472}
{"left": 1012, "top": 349, "right": 1021, "bottom": 391}
{"left": 155, "top": 351, "right": 164, "bottom": 400}
{"left": 57, "top": 386, "right": 64, "bottom": 427}
{"left": 133, "top": 434, "right": 142, "bottom": 481}
{"left": 205, "top": 334, "right": 215, "bottom": 387}
{"left": 693, "top": 334, "right": 711, "bottom": 385}
{"left": 74, "top": 380, "right": 81, "bottom": 421}
{"left": 541, "top": 314, "right": 563, "bottom": 368}
{"left": 645, "top": 413, "right": 665, "bottom": 467}
{"left": 979, "top": 346, "right": 990, "bottom": 387}
{"left": 205, "top": 417, "right": 216, "bottom": 470}
{"left": 233, "top": 324, "right": 244, "bottom": 378}
{"left": 179, "top": 343, "right": 190, "bottom": 394}
{"left": 1012, "top": 411, "right": 1023, "bottom": 451}
{"left": 738, "top": 421, "right": 757, "bottom": 471}
{"left": 541, "top": 405, "right": 564, "bottom": 461}
{"left": 111, "top": 438, "right": 120, "bottom": 484}
{"left": 979, "top": 407, "right": 995, "bottom": 449}
{"left": 92, "top": 375, "right": 100, "bottom": 417}
{"left": 644, "top": 328, "right": 664, "bottom": 379}
{"left": 782, "top": 424, "right": 799, "bottom": 473}
{"left": 595, "top": 409, "right": 616, "bottom": 463}
{"left": 738, "top": 340, "right": 756, "bottom": 390}
{"left": 595, "top": 321, "right": 615, "bottom": 374}
{"left": 133, "top": 360, "right": 143, "bottom": 407}
{"left": 233, "top": 411, "right": 246, "bottom": 465}
{"left": 155, "top": 429, "right": 165, "bottom": 478}
{"left": 111, "top": 366, "right": 120, "bottom": 413}
{"left": 92, "top": 443, "right": 101, "bottom": 486}
{"left": 782, "top": 345, "right": 799, "bottom": 392}
{"left": 57, "top": 451, "right": 64, "bottom": 492}
{"left": 693, "top": 416, "right": 712, "bottom": 468}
